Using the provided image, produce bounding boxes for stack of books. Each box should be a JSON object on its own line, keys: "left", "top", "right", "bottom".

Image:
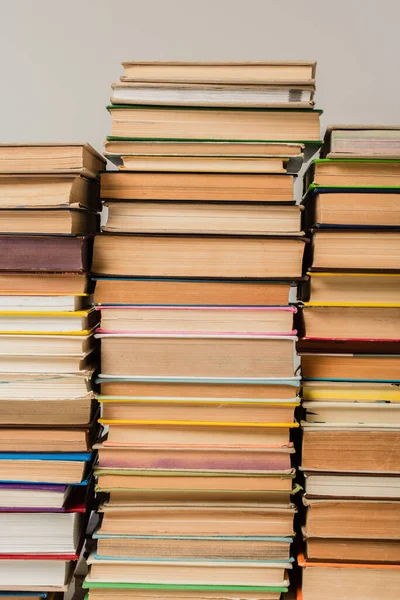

{"left": 298, "top": 125, "right": 400, "bottom": 600}
{"left": 0, "top": 144, "right": 104, "bottom": 593}
{"left": 83, "top": 61, "right": 322, "bottom": 600}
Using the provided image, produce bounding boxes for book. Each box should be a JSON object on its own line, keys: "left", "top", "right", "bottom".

{"left": 302, "top": 189, "right": 400, "bottom": 228}
{"left": 0, "top": 484, "right": 70, "bottom": 509}
{"left": 0, "top": 144, "right": 105, "bottom": 176}
{"left": 0, "top": 372, "right": 92, "bottom": 401}
{"left": 0, "top": 296, "right": 91, "bottom": 311}
{"left": 301, "top": 429, "right": 400, "bottom": 473}
{"left": 0, "top": 309, "right": 98, "bottom": 334}
{"left": 86, "top": 587, "right": 282, "bottom": 600}
{"left": 95, "top": 445, "right": 294, "bottom": 471}
{"left": 302, "top": 380, "right": 400, "bottom": 401}
{"left": 85, "top": 555, "right": 290, "bottom": 587}
{"left": 302, "top": 400, "right": 400, "bottom": 426}
{"left": 306, "top": 537, "right": 400, "bottom": 563}
{"left": 93, "top": 278, "right": 294, "bottom": 307}
{"left": 0, "top": 273, "right": 91, "bottom": 296}
{"left": 303, "top": 497, "right": 400, "bottom": 539}
{"left": 94, "top": 533, "right": 292, "bottom": 561}
{"left": 301, "top": 272, "right": 400, "bottom": 305}
{"left": 0, "top": 452, "right": 91, "bottom": 485}
{"left": 97, "top": 379, "right": 299, "bottom": 398}
{"left": 0, "top": 208, "right": 99, "bottom": 235}
{"left": 303, "top": 472, "right": 400, "bottom": 499}
{"left": 0, "top": 558, "right": 74, "bottom": 591}
{"left": 120, "top": 61, "right": 317, "bottom": 84}
{"left": 98, "top": 335, "right": 298, "bottom": 380}
{"left": 0, "top": 511, "right": 84, "bottom": 553}
{"left": 96, "top": 504, "right": 295, "bottom": 536}
{"left": 110, "top": 82, "right": 315, "bottom": 108}
{"left": 305, "top": 158, "right": 400, "bottom": 190}
{"left": 102, "top": 203, "right": 303, "bottom": 236}
{"left": 300, "top": 306, "right": 400, "bottom": 340}
{"left": 300, "top": 352, "right": 400, "bottom": 382}
{"left": 322, "top": 125, "right": 400, "bottom": 158}
{"left": 100, "top": 171, "right": 295, "bottom": 202}
{"left": 0, "top": 425, "right": 97, "bottom": 452}
{"left": 92, "top": 235, "right": 307, "bottom": 278}
{"left": 97, "top": 396, "right": 299, "bottom": 426}
{"left": 107, "top": 105, "right": 321, "bottom": 142}
{"left": 96, "top": 306, "right": 297, "bottom": 336}
{"left": 0, "top": 174, "right": 100, "bottom": 211}
{"left": 298, "top": 553, "right": 400, "bottom": 600}
{"left": 0, "top": 236, "right": 92, "bottom": 273}
{"left": 0, "top": 393, "right": 94, "bottom": 426}
{"left": 100, "top": 423, "right": 292, "bottom": 450}
{"left": 309, "top": 229, "right": 400, "bottom": 271}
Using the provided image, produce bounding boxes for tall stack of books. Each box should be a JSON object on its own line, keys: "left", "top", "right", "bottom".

{"left": 84, "top": 61, "right": 321, "bottom": 600}
{"left": 0, "top": 144, "right": 104, "bottom": 593}
{"left": 298, "top": 126, "right": 400, "bottom": 600}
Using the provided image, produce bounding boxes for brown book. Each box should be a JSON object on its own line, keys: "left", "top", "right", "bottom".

{"left": 0, "top": 457, "right": 88, "bottom": 484}
{"left": 120, "top": 61, "right": 317, "bottom": 84}
{"left": 0, "top": 393, "right": 95, "bottom": 426}
{"left": 309, "top": 230, "right": 400, "bottom": 272}
{"left": 94, "top": 278, "right": 293, "bottom": 306}
{"left": 0, "top": 174, "right": 100, "bottom": 211}
{"left": 304, "top": 191, "right": 400, "bottom": 228}
{"left": 0, "top": 421, "right": 98, "bottom": 452}
{"left": 305, "top": 159, "right": 400, "bottom": 189}
{"left": 102, "top": 423, "right": 291, "bottom": 448}
{"left": 322, "top": 125, "right": 400, "bottom": 159}
{"left": 301, "top": 306, "right": 400, "bottom": 340}
{"left": 99, "top": 335, "right": 297, "bottom": 379}
{"left": 302, "top": 429, "right": 400, "bottom": 473}
{"left": 92, "top": 234, "right": 307, "bottom": 278}
{"left": 0, "top": 143, "right": 106, "bottom": 175}
{"left": 299, "top": 556, "right": 400, "bottom": 600}
{"left": 0, "top": 236, "right": 92, "bottom": 272}
{"left": 97, "top": 503, "right": 295, "bottom": 536}
{"left": 306, "top": 538, "right": 400, "bottom": 563}
{"left": 300, "top": 352, "right": 400, "bottom": 381}
{"left": 96, "top": 534, "right": 291, "bottom": 561}
{"left": 102, "top": 202, "right": 303, "bottom": 235}
{"left": 106, "top": 489, "right": 293, "bottom": 505}
{"left": 101, "top": 172, "right": 295, "bottom": 202}
{"left": 303, "top": 498, "right": 400, "bottom": 539}
{"left": 297, "top": 338, "right": 400, "bottom": 354}
{"left": 302, "top": 273, "right": 400, "bottom": 305}
{"left": 99, "top": 380, "right": 298, "bottom": 399}
{"left": 107, "top": 105, "right": 321, "bottom": 142}
{"left": 0, "top": 208, "right": 99, "bottom": 235}
{"left": 0, "top": 272, "right": 91, "bottom": 295}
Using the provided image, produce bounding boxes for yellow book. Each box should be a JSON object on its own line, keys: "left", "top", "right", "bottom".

{"left": 302, "top": 383, "right": 400, "bottom": 402}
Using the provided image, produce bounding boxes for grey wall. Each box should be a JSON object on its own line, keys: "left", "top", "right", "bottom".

{"left": 1, "top": 0, "right": 399, "bottom": 152}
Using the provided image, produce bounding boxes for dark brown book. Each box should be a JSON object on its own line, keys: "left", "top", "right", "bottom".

{"left": 0, "top": 235, "right": 92, "bottom": 272}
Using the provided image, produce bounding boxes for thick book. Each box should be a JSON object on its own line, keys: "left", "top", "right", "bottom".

{"left": 92, "top": 234, "right": 307, "bottom": 279}
{"left": 301, "top": 272, "right": 400, "bottom": 305}
{"left": 302, "top": 399, "right": 400, "bottom": 427}
{"left": 100, "top": 171, "right": 295, "bottom": 202}
{"left": 301, "top": 428, "right": 400, "bottom": 473}
{"left": 120, "top": 60, "right": 316, "bottom": 84}
{"left": 306, "top": 536, "right": 400, "bottom": 563}
{"left": 303, "top": 471, "right": 400, "bottom": 500}
{"left": 321, "top": 124, "right": 400, "bottom": 159}
{"left": 93, "top": 277, "right": 295, "bottom": 307}
{"left": 110, "top": 81, "right": 314, "bottom": 108}
{"left": 94, "top": 533, "right": 292, "bottom": 561}
{"left": 308, "top": 229, "right": 400, "bottom": 272}
{"left": 300, "top": 352, "right": 400, "bottom": 382}
{"left": 0, "top": 144, "right": 105, "bottom": 176}
{"left": 102, "top": 202, "right": 303, "bottom": 236}
{"left": 0, "top": 236, "right": 92, "bottom": 272}
{"left": 302, "top": 188, "right": 400, "bottom": 229}
{"left": 0, "top": 452, "right": 91, "bottom": 485}
{"left": 0, "top": 557, "right": 74, "bottom": 591}
{"left": 0, "top": 273, "right": 91, "bottom": 295}
{"left": 97, "top": 335, "right": 299, "bottom": 380}
{"left": 107, "top": 105, "right": 322, "bottom": 143}
{"left": 0, "top": 174, "right": 100, "bottom": 211}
